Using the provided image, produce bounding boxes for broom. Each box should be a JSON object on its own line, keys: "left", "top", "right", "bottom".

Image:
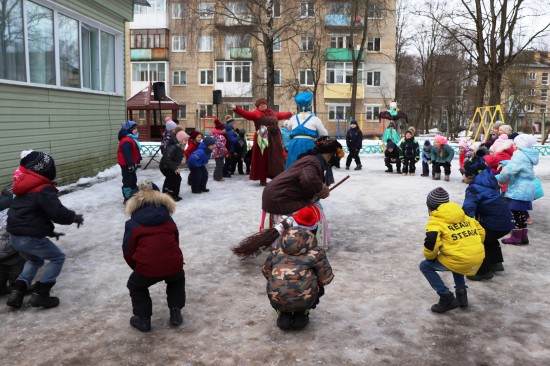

{"left": 232, "top": 175, "right": 350, "bottom": 258}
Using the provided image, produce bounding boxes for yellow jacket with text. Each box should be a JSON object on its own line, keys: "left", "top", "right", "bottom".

{"left": 424, "top": 202, "right": 485, "bottom": 276}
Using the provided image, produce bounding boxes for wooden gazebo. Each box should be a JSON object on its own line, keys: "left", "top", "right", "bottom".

{"left": 126, "top": 84, "right": 180, "bottom": 141}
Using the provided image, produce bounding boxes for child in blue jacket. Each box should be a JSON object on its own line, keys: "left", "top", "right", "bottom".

{"left": 187, "top": 137, "right": 215, "bottom": 194}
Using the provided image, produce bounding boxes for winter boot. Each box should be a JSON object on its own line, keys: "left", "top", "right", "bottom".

{"left": 29, "top": 281, "right": 59, "bottom": 308}
{"left": 521, "top": 228, "right": 529, "bottom": 244}
{"left": 455, "top": 288, "right": 468, "bottom": 308}
{"left": 433, "top": 173, "right": 441, "bottom": 181}
{"left": 444, "top": 175, "right": 450, "bottom": 182}
{"left": 130, "top": 316, "right": 151, "bottom": 332}
{"left": 466, "top": 270, "right": 494, "bottom": 281}
{"left": 292, "top": 310, "right": 310, "bottom": 330}
{"left": 169, "top": 307, "right": 183, "bottom": 326}
{"left": 396, "top": 168, "right": 402, "bottom": 174}
{"left": 354, "top": 165, "right": 362, "bottom": 170}
{"left": 502, "top": 229, "right": 524, "bottom": 245}
{"left": 431, "top": 292, "right": 459, "bottom": 313}
{"left": 410, "top": 172, "right": 415, "bottom": 176}
{"left": 384, "top": 167, "right": 393, "bottom": 173}
{"left": 6, "top": 280, "right": 27, "bottom": 308}
{"left": 345, "top": 166, "right": 350, "bottom": 170}
{"left": 276, "top": 311, "right": 292, "bottom": 330}
{"left": 490, "top": 263, "right": 504, "bottom": 272}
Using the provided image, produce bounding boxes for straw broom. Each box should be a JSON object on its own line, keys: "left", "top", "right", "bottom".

{"left": 231, "top": 175, "right": 350, "bottom": 258}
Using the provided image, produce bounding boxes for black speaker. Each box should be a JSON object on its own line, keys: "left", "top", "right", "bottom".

{"left": 153, "top": 82, "right": 166, "bottom": 101}
{"left": 213, "top": 90, "right": 223, "bottom": 105}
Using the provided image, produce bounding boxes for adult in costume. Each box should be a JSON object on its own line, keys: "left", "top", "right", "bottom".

{"left": 228, "top": 99, "right": 291, "bottom": 185}
{"left": 285, "top": 92, "right": 328, "bottom": 168}
{"left": 380, "top": 101, "right": 409, "bottom": 148}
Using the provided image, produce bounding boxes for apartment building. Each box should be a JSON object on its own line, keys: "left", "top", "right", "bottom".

{"left": 127, "top": 0, "right": 396, "bottom": 138}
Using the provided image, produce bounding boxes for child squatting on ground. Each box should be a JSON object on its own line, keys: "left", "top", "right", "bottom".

{"left": 419, "top": 187, "right": 485, "bottom": 313}
{"left": 123, "top": 181, "right": 186, "bottom": 332}
{"left": 262, "top": 205, "right": 334, "bottom": 330}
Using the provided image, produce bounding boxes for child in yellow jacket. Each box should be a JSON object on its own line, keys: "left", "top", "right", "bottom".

{"left": 419, "top": 187, "right": 485, "bottom": 313}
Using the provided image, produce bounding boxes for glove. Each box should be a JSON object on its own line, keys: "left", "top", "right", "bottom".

{"left": 74, "top": 214, "right": 84, "bottom": 228}
{"left": 127, "top": 164, "right": 135, "bottom": 173}
{"left": 315, "top": 185, "right": 330, "bottom": 200}
{"left": 49, "top": 232, "right": 65, "bottom": 240}
{"left": 227, "top": 103, "right": 236, "bottom": 110}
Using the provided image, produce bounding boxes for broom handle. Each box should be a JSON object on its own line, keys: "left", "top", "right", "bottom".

{"left": 329, "top": 175, "right": 350, "bottom": 192}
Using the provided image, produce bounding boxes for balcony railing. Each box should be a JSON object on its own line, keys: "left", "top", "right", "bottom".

{"left": 324, "top": 14, "right": 364, "bottom": 27}
{"left": 130, "top": 48, "right": 169, "bottom": 62}
{"left": 230, "top": 47, "right": 253, "bottom": 60}
{"left": 325, "top": 48, "right": 364, "bottom": 61}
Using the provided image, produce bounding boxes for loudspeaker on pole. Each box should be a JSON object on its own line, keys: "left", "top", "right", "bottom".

{"left": 153, "top": 82, "right": 166, "bottom": 101}
{"left": 213, "top": 90, "right": 223, "bottom": 105}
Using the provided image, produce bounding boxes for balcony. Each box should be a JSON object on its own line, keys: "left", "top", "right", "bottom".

{"left": 230, "top": 47, "right": 253, "bottom": 60}
{"left": 324, "top": 84, "right": 364, "bottom": 99}
{"left": 130, "top": 48, "right": 169, "bottom": 62}
{"left": 215, "top": 14, "right": 254, "bottom": 29}
{"left": 324, "top": 14, "right": 364, "bottom": 28}
{"left": 326, "top": 48, "right": 364, "bottom": 61}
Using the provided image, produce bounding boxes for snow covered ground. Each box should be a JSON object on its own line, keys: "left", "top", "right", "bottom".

{"left": 1, "top": 151, "right": 549, "bottom": 366}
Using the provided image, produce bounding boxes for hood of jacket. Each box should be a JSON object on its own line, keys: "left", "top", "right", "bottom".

{"left": 12, "top": 170, "right": 56, "bottom": 196}
{"left": 472, "top": 168, "right": 498, "bottom": 190}
{"left": 125, "top": 189, "right": 175, "bottom": 225}
{"left": 281, "top": 227, "right": 317, "bottom": 255}
{"left": 517, "top": 147, "right": 539, "bottom": 166}
{"left": 430, "top": 202, "right": 466, "bottom": 225}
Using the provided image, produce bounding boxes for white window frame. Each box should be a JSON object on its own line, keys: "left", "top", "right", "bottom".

{"left": 198, "top": 35, "right": 213, "bottom": 52}
{"left": 528, "top": 72, "right": 536, "bottom": 80}
{"left": 198, "top": 103, "right": 214, "bottom": 117}
{"left": 199, "top": 69, "right": 214, "bottom": 85}
{"left": 367, "top": 2, "right": 383, "bottom": 19}
{"left": 330, "top": 35, "right": 352, "bottom": 49}
{"left": 541, "top": 105, "right": 547, "bottom": 114}
{"left": 529, "top": 88, "right": 536, "bottom": 97}
{"left": 300, "top": 35, "right": 314, "bottom": 51}
{"left": 327, "top": 105, "right": 352, "bottom": 121}
{"left": 527, "top": 103, "right": 535, "bottom": 112}
{"left": 216, "top": 61, "right": 252, "bottom": 83}
{"left": 326, "top": 62, "right": 363, "bottom": 84}
{"left": 178, "top": 105, "right": 187, "bottom": 119}
{"left": 132, "top": 62, "right": 166, "bottom": 83}
{"left": 173, "top": 70, "right": 187, "bottom": 85}
{"left": 273, "top": 35, "right": 281, "bottom": 52}
{"left": 367, "top": 37, "right": 381, "bottom": 52}
{"left": 300, "top": 2, "right": 315, "bottom": 18}
{"left": 542, "top": 73, "right": 549, "bottom": 85}
{"left": 299, "top": 69, "right": 314, "bottom": 86}
{"left": 273, "top": 0, "right": 281, "bottom": 17}
{"left": 172, "top": 3, "right": 185, "bottom": 19}
{"left": 264, "top": 69, "right": 281, "bottom": 85}
{"left": 199, "top": 2, "right": 215, "bottom": 19}
{"left": 172, "top": 35, "right": 186, "bottom": 52}
{"left": 366, "top": 71, "right": 381, "bottom": 86}
{"left": 365, "top": 105, "right": 380, "bottom": 120}
{"left": 541, "top": 89, "right": 548, "bottom": 101}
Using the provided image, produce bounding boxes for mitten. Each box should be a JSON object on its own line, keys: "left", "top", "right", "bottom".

{"left": 127, "top": 164, "right": 135, "bottom": 173}
{"left": 316, "top": 184, "right": 330, "bottom": 199}
{"left": 74, "top": 214, "right": 84, "bottom": 228}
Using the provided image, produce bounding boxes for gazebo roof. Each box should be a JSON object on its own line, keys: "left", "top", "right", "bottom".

{"left": 126, "top": 84, "right": 180, "bottom": 110}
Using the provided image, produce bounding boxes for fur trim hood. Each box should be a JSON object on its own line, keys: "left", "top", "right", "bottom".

{"left": 125, "top": 189, "right": 175, "bottom": 217}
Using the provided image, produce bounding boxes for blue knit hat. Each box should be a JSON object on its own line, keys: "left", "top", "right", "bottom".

{"left": 295, "top": 91, "right": 313, "bottom": 112}
{"left": 203, "top": 136, "right": 215, "bottom": 147}
{"left": 122, "top": 120, "right": 137, "bottom": 133}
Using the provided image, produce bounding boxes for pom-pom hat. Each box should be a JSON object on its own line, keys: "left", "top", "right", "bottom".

{"left": 165, "top": 120, "right": 177, "bottom": 132}
{"left": 20, "top": 151, "right": 56, "bottom": 181}
{"left": 293, "top": 205, "right": 321, "bottom": 229}
{"left": 426, "top": 187, "right": 449, "bottom": 211}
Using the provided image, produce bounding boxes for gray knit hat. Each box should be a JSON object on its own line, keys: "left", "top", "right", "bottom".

{"left": 426, "top": 187, "right": 449, "bottom": 211}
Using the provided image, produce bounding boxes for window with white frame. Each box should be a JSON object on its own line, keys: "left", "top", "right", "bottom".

{"left": 199, "top": 69, "right": 214, "bottom": 85}
{"left": 216, "top": 61, "right": 251, "bottom": 83}
{"left": 199, "top": 2, "right": 214, "bottom": 19}
{"left": 542, "top": 73, "right": 549, "bottom": 85}
{"left": 135, "top": 0, "right": 165, "bottom": 14}
{"left": 367, "top": 37, "right": 381, "bottom": 52}
{"left": 300, "top": 2, "right": 314, "bottom": 17}
{"left": 172, "top": 3, "right": 185, "bottom": 19}
{"left": 273, "top": 35, "right": 281, "bottom": 51}
{"left": 328, "top": 105, "right": 352, "bottom": 120}
{"left": 541, "top": 89, "right": 548, "bottom": 101}
{"left": 299, "top": 69, "right": 314, "bottom": 86}
{"left": 273, "top": 0, "right": 281, "bottom": 17}
{"left": 0, "top": 0, "right": 122, "bottom": 93}
{"left": 172, "top": 35, "right": 186, "bottom": 51}
{"left": 367, "top": 2, "right": 383, "bottom": 19}
{"left": 300, "top": 36, "right": 314, "bottom": 51}
{"left": 265, "top": 69, "right": 281, "bottom": 85}
{"left": 199, "top": 104, "right": 214, "bottom": 117}
{"left": 199, "top": 35, "right": 213, "bottom": 52}
{"left": 541, "top": 105, "right": 547, "bottom": 114}
{"left": 529, "top": 88, "right": 536, "bottom": 96}
{"left": 328, "top": 2, "right": 351, "bottom": 15}
{"left": 365, "top": 105, "right": 380, "bottom": 120}
{"left": 178, "top": 105, "right": 187, "bottom": 119}
{"left": 132, "top": 63, "right": 166, "bottom": 82}
{"left": 366, "top": 71, "right": 381, "bottom": 86}
{"left": 326, "top": 62, "right": 362, "bottom": 84}
{"left": 173, "top": 70, "right": 187, "bottom": 85}
{"left": 528, "top": 72, "right": 536, "bottom": 80}
{"left": 330, "top": 35, "right": 352, "bottom": 48}
{"left": 527, "top": 103, "right": 535, "bottom": 112}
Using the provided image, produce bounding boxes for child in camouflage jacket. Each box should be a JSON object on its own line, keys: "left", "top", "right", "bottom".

{"left": 262, "top": 205, "right": 334, "bottom": 330}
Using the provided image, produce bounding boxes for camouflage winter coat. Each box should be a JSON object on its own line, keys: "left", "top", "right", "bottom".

{"left": 262, "top": 227, "right": 334, "bottom": 312}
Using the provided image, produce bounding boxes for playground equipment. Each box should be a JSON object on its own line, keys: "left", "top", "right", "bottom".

{"left": 465, "top": 105, "right": 506, "bottom": 142}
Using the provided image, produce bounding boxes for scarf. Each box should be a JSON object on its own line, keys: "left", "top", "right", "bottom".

{"left": 316, "top": 155, "right": 335, "bottom": 185}
{"left": 257, "top": 125, "right": 269, "bottom": 155}
{"left": 127, "top": 132, "right": 141, "bottom": 150}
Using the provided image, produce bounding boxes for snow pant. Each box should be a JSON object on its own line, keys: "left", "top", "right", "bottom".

{"left": 346, "top": 149, "right": 361, "bottom": 168}
{"left": 432, "top": 161, "right": 451, "bottom": 176}
{"left": 120, "top": 165, "right": 138, "bottom": 200}
{"left": 223, "top": 155, "right": 234, "bottom": 176}
{"left": 477, "top": 229, "right": 508, "bottom": 275}
{"left": 127, "top": 270, "right": 186, "bottom": 318}
{"left": 213, "top": 157, "right": 224, "bottom": 180}
{"left": 422, "top": 161, "right": 432, "bottom": 176}
{"left": 384, "top": 157, "right": 401, "bottom": 171}
{"left": 230, "top": 155, "right": 244, "bottom": 174}
{"left": 402, "top": 158, "right": 417, "bottom": 174}
{"left": 8, "top": 234, "right": 65, "bottom": 287}
{"left": 512, "top": 210, "right": 528, "bottom": 229}
{"left": 419, "top": 258, "right": 467, "bottom": 295}
{"left": 189, "top": 166, "right": 208, "bottom": 192}
{"left": 0, "top": 256, "right": 25, "bottom": 295}
{"left": 271, "top": 285, "right": 325, "bottom": 312}
{"left": 160, "top": 168, "right": 182, "bottom": 198}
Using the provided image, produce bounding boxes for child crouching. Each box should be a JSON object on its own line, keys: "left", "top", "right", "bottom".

{"left": 262, "top": 205, "right": 334, "bottom": 330}
{"left": 123, "top": 181, "right": 186, "bottom": 332}
{"left": 419, "top": 187, "right": 485, "bottom": 313}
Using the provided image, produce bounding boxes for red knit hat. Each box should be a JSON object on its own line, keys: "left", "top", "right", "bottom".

{"left": 255, "top": 98, "right": 268, "bottom": 107}
{"left": 293, "top": 205, "right": 321, "bottom": 227}
{"left": 214, "top": 119, "right": 225, "bottom": 130}
{"left": 190, "top": 130, "right": 201, "bottom": 140}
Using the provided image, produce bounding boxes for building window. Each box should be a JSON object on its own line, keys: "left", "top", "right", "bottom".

{"left": 173, "top": 70, "right": 187, "bottom": 85}
{"left": 541, "top": 105, "right": 547, "bottom": 114}
{"left": 264, "top": 69, "right": 281, "bottom": 85}
{"left": 300, "top": 36, "right": 314, "bottom": 51}
{"left": 273, "top": 35, "right": 281, "bottom": 51}
{"left": 299, "top": 69, "right": 314, "bottom": 86}
{"left": 330, "top": 35, "right": 352, "bottom": 49}
{"left": 172, "top": 3, "right": 185, "bottom": 19}
{"left": 527, "top": 118, "right": 534, "bottom": 124}
{"left": 178, "top": 105, "right": 187, "bottom": 119}
{"left": 134, "top": 0, "right": 165, "bottom": 15}
{"left": 300, "top": 2, "right": 314, "bottom": 18}
{"left": 199, "top": 104, "right": 214, "bottom": 117}
{"left": 367, "top": 37, "right": 381, "bottom": 52}
{"left": 273, "top": 0, "right": 281, "bottom": 17}
{"left": 172, "top": 35, "right": 186, "bottom": 51}
{"left": 529, "top": 88, "right": 536, "bottom": 97}
{"left": 328, "top": 2, "right": 351, "bottom": 15}
{"left": 131, "top": 29, "right": 168, "bottom": 49}
{"left": 528, "top": 72, "right": 536, "bottom": 80}
{"left": 328, "top": 105, "right": 352, "bottom": 120}
{"left": 542, "top": 73, "right": 549, "bottom": 85}
{"left": 541, "top": 89, "right": 548, "bottom": 101}
{"left": 199, "top": 2, "right": 214, "bottom": 19}
{"left": 199, "top": 69, "right": 214, "bottom": 85}
{"left": 366, "top": 71, "right": 381, "bottom": 86}
{"left": 199, "top": 35, "right": 213, "bottom": 52}
{"left": 138, "top": 110, "right": 146, "bottom": 119}
{"left": 365, "top": 105, "right": 380, "bottom": 120}
{"left": 326, "top": 62, "right": 362, "bottom": 84}
{"left": 59, "top": 14, "right": 80, "bottom": 88}
{"left": 132, "top": 63, "right": 166, "bottom": 82}
{"left": 367, "top": 2, "right": 383, "bottom": 19}
{"left": 526, "top": 103, "right": 535, "bottom": 112}
{"left": 216, "top": 61, "right": 251, "bottom": 83}
{"left": 271, "top": 104, "right": 280, "bottom": 112}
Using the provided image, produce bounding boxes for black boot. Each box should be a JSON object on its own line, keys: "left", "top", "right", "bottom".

{"left": 354, "top": 165, "right": 362, "bottom": 170}
{"left": 431, "top": 292, "right": 459, "bottom": 313}
{"left": 0, "top": 273, "right": 9, "bottom": 295}
{"left": 276, "top": 311, "right": 292, "bottom": 330}
{"left": 385, "top": 167, "right": 393, "bottom": 173}
{"left": 29, "top": 281, "right": 59, "bottom": 308}
{"left": 6, "top": 280, "right": 27, "bottom": 308}
{"left": 292, "top": 310, "right": 310, "bottom": 330}
{"left": 130, "top": 315, "right": 151, "bottom": 332}
{"left": 169, "top": 307, "right": 183, "bottom": 326}
{"left": 455, "top": 288, "right": 468, "bottom": 308}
